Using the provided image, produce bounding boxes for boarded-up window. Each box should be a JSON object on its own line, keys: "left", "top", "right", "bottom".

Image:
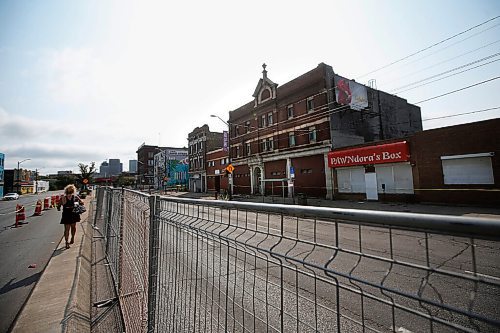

{"left": 441, "top": 153, "right": 494, "bottom": 185}
{"left": 375, "top": 163, "right": 414, "bottom": 194}
{"left": 337, "top": 167, "right": 365, "bottom": 193}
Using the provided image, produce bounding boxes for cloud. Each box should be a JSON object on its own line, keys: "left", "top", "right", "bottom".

{"left": 0, "top": 107, "right": 74, "bottom": 139}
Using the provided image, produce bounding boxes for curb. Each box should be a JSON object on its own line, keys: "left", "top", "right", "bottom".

{"left": 61, "top": 214, "right": 92, "bottom": 332}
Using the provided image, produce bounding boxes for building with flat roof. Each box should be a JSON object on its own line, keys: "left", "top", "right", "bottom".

{"left": 228, "top": 63, "right": 422, "bottom": 199}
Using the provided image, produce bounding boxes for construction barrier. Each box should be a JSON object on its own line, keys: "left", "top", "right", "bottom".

{"left": 43, "top": 197, "right": 50, "bottom": 210}
{"left": 33, "top": 199, "right": 43, "bottom": 216}
{"left": 51, "top": 195, "right": 56, "bottom": 208}
{"left": 15, "top": 204, "right": 25, "bottom": 227}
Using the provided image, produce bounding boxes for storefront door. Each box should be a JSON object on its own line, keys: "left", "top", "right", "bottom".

{"left": 365, "top": 172, "right": 378, "bottom": 200}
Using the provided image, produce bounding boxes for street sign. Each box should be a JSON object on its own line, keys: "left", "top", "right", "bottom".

{"left": 290, "top": 166, "right": 295, "bottom": 178}
{"left": 83, "top": 178, "right": 89, "bottom": 184}
{"left": 226, "top": 164, "right": 235, "bottom": 174}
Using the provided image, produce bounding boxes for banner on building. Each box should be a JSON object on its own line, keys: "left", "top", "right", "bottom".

{"left": 223, "top": 131, "right": 229, "bottom": 152}
{"left": 335, "top": 76, "right": 368, "bottom": 111}
{"left": 328, "top": 141, "right": 410, "bottom": 168}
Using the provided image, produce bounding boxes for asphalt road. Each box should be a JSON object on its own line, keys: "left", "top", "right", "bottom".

{"left": 0, "top": 191, "right": 64, "bottom": 333}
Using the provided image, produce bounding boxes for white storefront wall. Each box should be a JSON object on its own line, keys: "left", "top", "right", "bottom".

{"left": 337, "top": 162, "right": 414, "bottom": 196}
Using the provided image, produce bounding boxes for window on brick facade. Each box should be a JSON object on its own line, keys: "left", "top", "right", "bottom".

{"left": 267, "top": 112, "right": 273, "bottom": 126}
{"left": 261, "top": 139, "right": 266, "bottom": 152}
{"left": 307, "top": 97, "right": 314, "bottom": 112}
{"left": 245, "top": 121, "right": 250, "bottom": 133}
{"left": 287, "top": 104, "right": 294, "bottom": 119}
{"left": 246, "top": 142, "right": 251, "bottom": 155}
{"left": 309, "top": 127, "right": 317, "bottom": 143}
{"left": 289, "top": 132, "right": 296, "bottom": 147}
{"left": 266, "top": 138, "right": 274, "bottom": 151}
{"left": 260, "top": 114, "right": 266, "bottom": 128}
{"left": 236, "top": 146, "right": 241, "bottom": 157}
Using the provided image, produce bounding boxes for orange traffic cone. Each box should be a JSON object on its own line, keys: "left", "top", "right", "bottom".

{"left": 15, "top": 204, "right": 26, "bottom": 227}
{"left": 33, "top": 199, "right": 43, "bottom": 216}
{"left": 43, "top": 197, "right": 50, "bottom": 210}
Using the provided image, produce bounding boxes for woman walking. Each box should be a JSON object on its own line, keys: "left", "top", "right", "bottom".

{"left": 58, "top": 184, "right": 84, "bottom": 249}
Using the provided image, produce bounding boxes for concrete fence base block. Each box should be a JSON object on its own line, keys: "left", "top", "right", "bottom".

{"left": 61, "top": 213, "right": 93, "bottom": 332}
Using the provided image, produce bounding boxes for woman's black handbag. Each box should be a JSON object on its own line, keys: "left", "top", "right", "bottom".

{"left": 73, "top": 205, "right": 86, "bottom": 214}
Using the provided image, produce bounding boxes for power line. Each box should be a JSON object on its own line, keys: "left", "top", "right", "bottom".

{"left": 384, "top": 39, "right": 500, "bottom": 87}
{"left": 378, "top": 23, "right": 500, "bottom": 83}
{"left": 422, "top": 107, "right": 500, "bottom": 121}
{"left": 356, "top": 16, "right": 500, "bottom": 79}
{"left": 414, "top": 76, "right": 500, "bottom": 104}
{"left": 390, "top": 52, "right": 500, "bottom": 93}
{"left": 395, "top": 58, "right": 500, "bottom": 94}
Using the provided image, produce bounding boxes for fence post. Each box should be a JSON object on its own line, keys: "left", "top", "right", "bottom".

{"left": 147, "top": 195, "right": 160, "bottom": 333}
{"left": 118, "top": 187, "right": 125, "bottom": 296}
{"left": 105, "top": 188, "right": 113, "bottom": 257}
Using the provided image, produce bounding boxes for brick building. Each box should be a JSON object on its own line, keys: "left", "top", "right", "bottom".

{"left": 206, "top": 148, "right": 230, "bottom": 195}
{"left": 228, "top": 63, "right": 422, "bottom": 199}
{"left": 328, "top": 118, "right": 500, "bottom": 206}
{"left": 188, "top": 125, "right": 223, "bottom": 192}
{"left": 136, "top": 143, "right": 164, "bottom": 188}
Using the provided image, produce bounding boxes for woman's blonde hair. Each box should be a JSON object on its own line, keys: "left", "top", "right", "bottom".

{"left": 64, "top": 184, "right": 76, "bottom": 195}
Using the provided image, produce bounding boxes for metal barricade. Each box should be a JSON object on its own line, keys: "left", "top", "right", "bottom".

{"left": 95, "top": 188, "right": 500, "bottom": 333}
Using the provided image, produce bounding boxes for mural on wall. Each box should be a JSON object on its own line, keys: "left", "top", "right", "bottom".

{"left": 164, "top": 157, "right": 189, "bottom": 187}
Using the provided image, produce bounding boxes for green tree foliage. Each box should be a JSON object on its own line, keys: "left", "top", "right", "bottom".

{"left": 77, "top": 162, "right": 96, "bottom": 189}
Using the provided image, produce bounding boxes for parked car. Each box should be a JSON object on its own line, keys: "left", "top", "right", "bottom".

{"left": 3, "top": 193, "right": 20, "bottom": 200}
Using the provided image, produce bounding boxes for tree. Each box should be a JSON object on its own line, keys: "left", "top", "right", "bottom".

{"left": 77, "top": 162, "right": 96, "bottom": 189}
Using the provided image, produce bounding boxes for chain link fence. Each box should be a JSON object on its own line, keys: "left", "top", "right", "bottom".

{"left": 95, "top": 187, "right": 500, "bottom": 333}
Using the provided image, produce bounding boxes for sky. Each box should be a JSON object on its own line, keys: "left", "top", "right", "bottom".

{"left": 1, "top": 0, "right": 499, "bottom": 175}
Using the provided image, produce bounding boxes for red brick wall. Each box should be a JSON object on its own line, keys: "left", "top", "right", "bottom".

{"left": 206, "top": 149, "right": 229, "bottom": 193}
{"left": 233, "top": 164, "right": 251, "bottom": 195}
{"left": 264, "top": 160, "right": 287, "bottom": 196}
{"left": 292, "top": 154, "right": 326, "bottom": 198}
{"left": 411, "top": 119, "right": 500, "bottom": 205}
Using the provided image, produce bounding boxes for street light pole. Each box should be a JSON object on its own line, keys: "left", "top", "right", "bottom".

{"left": 17, "top": 158, "right": 31, "bottom": 194}
{"left": 210, "top": 114, "right": 232, "bottom": 200}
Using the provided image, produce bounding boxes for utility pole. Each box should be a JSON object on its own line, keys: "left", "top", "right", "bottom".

{"left": 35, "top": 168, "right": 38, "bottom": 194}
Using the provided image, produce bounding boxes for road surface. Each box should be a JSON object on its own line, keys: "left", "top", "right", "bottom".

{"left": 0, "top": 191, "right": 64, "bottom": 333}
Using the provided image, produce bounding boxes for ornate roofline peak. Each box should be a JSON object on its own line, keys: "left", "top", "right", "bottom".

{"left": 252, "top": 63, "right": 278, "bottom": 107}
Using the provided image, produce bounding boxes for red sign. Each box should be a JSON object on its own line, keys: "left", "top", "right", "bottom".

{"left": 328, "top": 141, "right": 410, "bottom": 168}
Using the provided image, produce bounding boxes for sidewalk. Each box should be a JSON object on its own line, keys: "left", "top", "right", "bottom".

{"left": 11, "top": 197, "right": 93, "bottom": 333}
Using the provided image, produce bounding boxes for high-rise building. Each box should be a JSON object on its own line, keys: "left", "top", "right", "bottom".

{"left": 129, "top": 160, "right": 137, "bottom": 173}
{"left": 108, "top": 159, "right": 123, "bottom": 176}
{"left": 99, "top": 161, "right": 109, "bottom": 177}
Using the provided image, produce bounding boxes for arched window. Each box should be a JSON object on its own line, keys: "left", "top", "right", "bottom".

{"left": 260, "top": 88, "right": 271, "bottom": 101}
